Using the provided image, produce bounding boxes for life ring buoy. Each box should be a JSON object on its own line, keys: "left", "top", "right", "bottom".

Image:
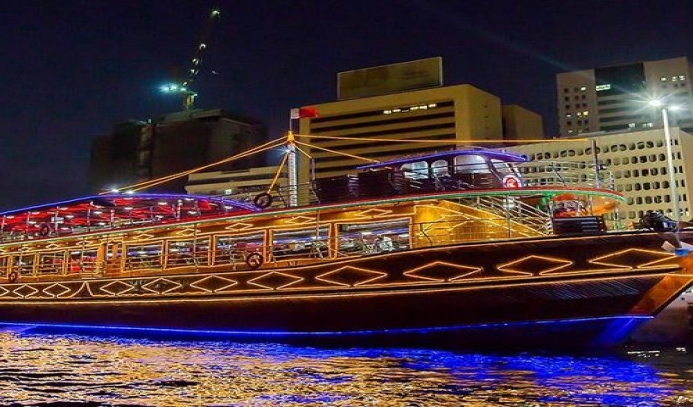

{"left": 245, "top": 252, "right": 264, "bottom": 269}
{"left": 39, "top": 223, "right": 50, "bottom": 237}
{"left": 8, "top": 271, "right": 18, "bottom": 283}
{"left": 502, "top": 175, "right": 522, "bottom": 188}
{"left": 253, "top": 193, "right": 273, "bottom": 209}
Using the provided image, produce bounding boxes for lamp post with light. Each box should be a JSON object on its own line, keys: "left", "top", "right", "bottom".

{"left": 649, "top": 100, "right": 682, "bottom": 226}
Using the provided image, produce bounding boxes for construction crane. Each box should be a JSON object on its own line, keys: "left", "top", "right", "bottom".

{"left": 160, "top": 7, "right": 221, "bottom": 110}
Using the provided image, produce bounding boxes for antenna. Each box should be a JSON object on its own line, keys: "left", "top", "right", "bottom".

{"left": 160, "top": 8, "right": 221, "bottom": 110}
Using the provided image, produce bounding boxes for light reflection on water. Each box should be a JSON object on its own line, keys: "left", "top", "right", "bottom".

{"left": 0, "top": 332, "right": 692, "bottom": 406}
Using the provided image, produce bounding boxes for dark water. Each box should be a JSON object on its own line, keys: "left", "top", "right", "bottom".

{"left": 1, "top": 330, "right": 692, "bottom": 407}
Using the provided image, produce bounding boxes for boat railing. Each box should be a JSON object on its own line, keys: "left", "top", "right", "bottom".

{"left": 514, "top": 160, "right": 614, "bottom": 190}
{"left": 463, "top": 195, "right": 553, "bottom": 235}
{"left": 270, "top": 161, "right": 616, "bottom": 209}
{"left": 0, "top": 160, "right": 614, "bottom": 246}
{"left": 205, "top": 160, "right": 616, "bottom": 213}
{"left": 0, "top": 204, "right": 608, "bottom": 280}
{"left": 221, "top": 185, "right": 319, "bottom": 209}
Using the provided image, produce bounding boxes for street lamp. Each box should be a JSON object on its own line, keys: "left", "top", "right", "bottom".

{"left": 648, "top": 100, "right": 682, "bottom": 227}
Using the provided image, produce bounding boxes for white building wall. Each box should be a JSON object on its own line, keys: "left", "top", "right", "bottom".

{"left": 509, "top": 128, "right": 692, "bottom": 228}
{"left": 186, "top": 167, "right": 288, "bottom": 196}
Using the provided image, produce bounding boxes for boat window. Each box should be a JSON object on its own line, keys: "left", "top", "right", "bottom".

{"left": 167, "top": 238, "right": 211, "bottom": 268}
{"left": 12, "top": 254, "right": 35, "bottom": 277}
{"left": 490, "top": 158, "right": 519, "bottom": 177}
{"left": 125, "top": 242, "right": 163, "bottom": 270}
{"left": 38, "top": 251, "right": 66, "bottom": 275}
{"left": 271, "top": 226, "right": 329, "bottom": 261}
{"left": 337, "top": 219, "right": 409, "bottom": 255}
{"left": 68, "top": 247, "right": 99, "bottom": 274}
{"left": 0, "top": 256, "right": 9, "bottom": 278}
{"left": 401, "top": 161, "right": 428, "bottom": 179}
{"left": 431, "top": 160, "right": 449, "bottom": 177}
{"left": 335, "top": 229, "right": 367, "bottom": 257}
{"left": 215, "top": 232, "right": 265, "bottom": 265}
{"left": 453, "top": 155, "right": 488, "bottom": 174}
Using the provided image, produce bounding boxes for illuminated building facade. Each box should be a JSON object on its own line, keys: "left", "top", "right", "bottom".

{"left": 89, "top": 108, "right": 265, "bottom": 193}
{"left": 509, "top": 128, "right": 693, "bottom": 227}
{"left": 557, "top": 56, "right": 693, "bottom": 137}
{"left": 296, "top": 83, "right": 543, "bottom": 186}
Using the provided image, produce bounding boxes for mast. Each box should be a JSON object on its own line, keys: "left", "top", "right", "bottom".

{"left": 287, "top": 131, "right": 298, "bottom": 207}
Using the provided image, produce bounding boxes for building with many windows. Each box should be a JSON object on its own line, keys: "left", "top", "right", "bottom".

{"left": 90, "top": 109, "right": 265, "bottom": 194}
{"left": 296, "top": 84, "right": 543, "bottom": 186}
{"left": 557, "top": 56, "right": 693, "bottom": 137}
{"left": 509, "top": 128, "right": 693, "bottom": 228}
{"left": 171, "top": 59, "right": 541, "bottom": 199}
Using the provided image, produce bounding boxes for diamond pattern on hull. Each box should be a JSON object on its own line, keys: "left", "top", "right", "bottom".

{"left": 590, "top": 248, "right": 676, "bottom": 269}
{"left": 404, "top": 261, "right": 483, "bottom": 282}
{"left": 12, "top": 284, "right": 40, "bottom": 298}
{"left": 42, "top": 283, "right": 72, "bottom": 298}
{"left": 100, "top": 280, "right": 136, "bottom": 296}
{"left": 498, "top": 255, "right": 571, "bottom": 275}
{"left": 142, "top": 278, "right": 184, "bottom": 294}
{"left": 248, "top": 272, "right": 303, "bottom": 290}
{"left": 316, "top": 266, "right": 387, "bottom": 287}
{"left": 190, "top": 275, "right": 238, "bottom": 293}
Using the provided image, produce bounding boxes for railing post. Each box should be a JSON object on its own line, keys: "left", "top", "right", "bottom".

{"left": 591, "top": 139, "right": 601, "bottom": 188}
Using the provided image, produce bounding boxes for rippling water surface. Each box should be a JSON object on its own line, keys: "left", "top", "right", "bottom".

{"left": 1, "top": 330, "right": 692, "bottom": 406}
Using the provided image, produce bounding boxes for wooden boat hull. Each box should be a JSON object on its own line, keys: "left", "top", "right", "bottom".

{"left": 1, "top": 230, "right": 691, "bottom": 348}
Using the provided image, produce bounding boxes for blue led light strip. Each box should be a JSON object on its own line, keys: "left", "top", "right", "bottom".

{"left": 0, "top": 315, "right": 652, "bottom": 338}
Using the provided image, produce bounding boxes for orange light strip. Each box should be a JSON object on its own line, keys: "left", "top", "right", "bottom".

{"left": 247, "top": 271, "right": 305, "bottom": 290}
{"left": 316, "top": 266, "right": 388, "bottom": 287}
{"left": 266, "top": 152, "right": 289, "bottom": 194}
{"left": 142, "top": 278, "right": 183, "bottom": 295}
{"left": 190, "top": 275, "right": 238, "bottom": 293}
{"left": 296, "top": 134, "right": 590, "bottom": 144}
{"left": 0, "top": 270, "right": 675, "bottom": 305}
{"left": 589, "top": 248, "right": 676, "bottom": 269}
{"left": 294, "top": 140, "right": 378, "bottom": 163}
{"left": 292, "top": 143, "right": 312, "bottom": 160}
{"left": 402, "top": 261, "right": 484, "bottom": 282}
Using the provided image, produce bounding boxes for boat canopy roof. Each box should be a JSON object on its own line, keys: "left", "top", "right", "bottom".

{"left": 357, "top": 148, "right": 528, "bottom": 171}
{"left": 0, "top": 193, "right": 258, "bottom": 236}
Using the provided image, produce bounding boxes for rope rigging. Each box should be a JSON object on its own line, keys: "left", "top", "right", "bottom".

{"left": 107, "top": 121, "right": 592, "bottom": 197}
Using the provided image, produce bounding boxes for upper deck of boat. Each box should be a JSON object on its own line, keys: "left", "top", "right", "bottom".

{"left": 0, "top": 193, "right": 258, "bottom": 242}
{"left": 0, "top": 148, "right": 620, "bottom": 244}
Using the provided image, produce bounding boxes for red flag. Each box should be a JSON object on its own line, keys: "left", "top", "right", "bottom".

{"left": 290, "top": 107, "right": 320, "bottom": 119}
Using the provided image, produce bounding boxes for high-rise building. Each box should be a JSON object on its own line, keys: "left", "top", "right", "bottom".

{"left": 296, "top": 59, "right": 543, "bottom": 186}
{"left": 89, "top": 109, "right": 266, "bottom": 194}
{"left": 502, "top": 105, "right": 544, "bottom": 141}
{"left": 556, "top": 56, "right": 693, "bottom": 137}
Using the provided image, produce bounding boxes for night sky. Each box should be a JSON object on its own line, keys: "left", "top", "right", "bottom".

{"left": 2, "top": 0, "right": 693, "bottom": 210}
